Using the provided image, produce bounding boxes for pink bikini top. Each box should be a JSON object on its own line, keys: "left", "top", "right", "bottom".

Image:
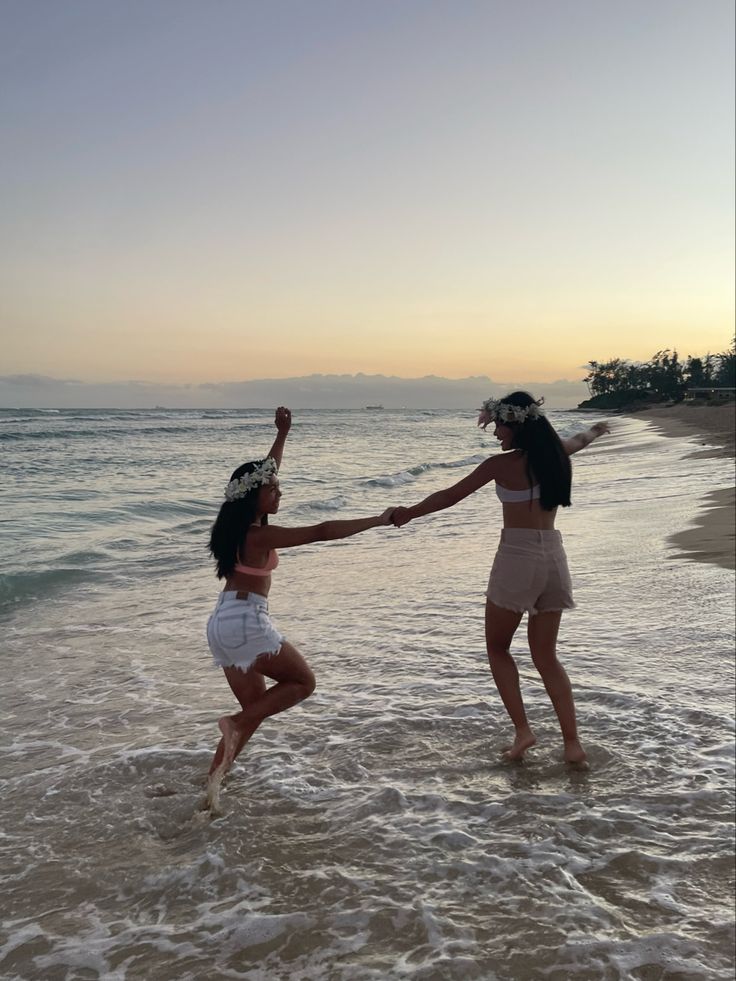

{"left": 234, "top": 550, "right": 279, "bottom": 577}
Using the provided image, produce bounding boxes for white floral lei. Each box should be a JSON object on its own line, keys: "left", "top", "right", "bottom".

{"left": 224, "top": 457, "right": 279, "bottom": 501}
{"left": 477, "top": 397, "right": 544, "bottom": 429}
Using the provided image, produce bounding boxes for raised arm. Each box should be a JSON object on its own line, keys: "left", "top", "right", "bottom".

{"left": 266, "top": 406, "right": 292, "bottom": 470}
{"left": 393, "top": 455, "right": 501, "bottom": 527}
{"left": 251, "top": 508, "right": 395, "bottom": 550}
{"left": 562, "top": 421, "right": 610, "bottom": 456}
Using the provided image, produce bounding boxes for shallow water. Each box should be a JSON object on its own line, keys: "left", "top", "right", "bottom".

{"left": 1, "top": 408, "right": 734, "bottom": 980}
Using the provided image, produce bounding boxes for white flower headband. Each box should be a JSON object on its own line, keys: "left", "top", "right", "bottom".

{"left": 224, "top": 458, "right": 279, "bottom": 501}
{"left": 477, "top": 397, "right": 545, "bottom": 430}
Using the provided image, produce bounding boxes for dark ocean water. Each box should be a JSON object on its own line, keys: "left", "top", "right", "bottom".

{"left": 1, "top": 407, "right": 734, "bottom": 980}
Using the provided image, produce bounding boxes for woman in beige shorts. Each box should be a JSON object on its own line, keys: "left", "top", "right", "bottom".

{"left": 392, "top": 392, "right": 609, "bottom": 766}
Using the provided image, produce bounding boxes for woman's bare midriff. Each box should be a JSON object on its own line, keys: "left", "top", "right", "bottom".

{"left": 495, "top": 452, "right": 557, "bottom": 530}
{"left": 500, "top": 500, "right": 558, "bottom": 530}
{"left": 224, "top": 572, "right": 272, "bottom": 597}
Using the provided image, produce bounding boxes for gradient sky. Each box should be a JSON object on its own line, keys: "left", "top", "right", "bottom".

{"left": 1, "top": 0, "right": 734, "bottom": 391}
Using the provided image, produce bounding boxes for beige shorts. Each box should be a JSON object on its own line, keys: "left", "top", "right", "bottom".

{"left": 486, "top": 529, "right": 575, "bottom": 617}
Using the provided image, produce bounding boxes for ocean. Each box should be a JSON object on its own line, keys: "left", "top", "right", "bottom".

{"left": 1, "top": 407, "right": 734, "bottom": 981}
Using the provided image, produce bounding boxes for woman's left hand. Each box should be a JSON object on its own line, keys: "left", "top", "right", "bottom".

{"left": 392, "top": 506, "right": 412, "bottom": 528}
{"left": 275, "top": 406, "right": 292, "bottom": 435}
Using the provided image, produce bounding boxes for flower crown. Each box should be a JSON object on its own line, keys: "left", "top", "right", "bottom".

{"left": 477, "top": 397, "right": 545, "bottom": 430}
{"left": 224, "top": 458, "right": 279, "bottom": 501}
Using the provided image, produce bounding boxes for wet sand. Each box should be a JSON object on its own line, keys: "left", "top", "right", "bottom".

{"left": 630, "top": 403, "right": 735, "bottom": 456}
{"left": 624, "top": 403, "right": 735, "bottom": 570}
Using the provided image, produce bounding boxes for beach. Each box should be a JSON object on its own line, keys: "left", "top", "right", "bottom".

{"left": 623, "top": 403, "right": 735, "bottom": 570}
{"left": 1, "top": 407, "right": 734, "bottom": 979}
{"left": 629, "top": 403, "right": 735, "bottom": 456}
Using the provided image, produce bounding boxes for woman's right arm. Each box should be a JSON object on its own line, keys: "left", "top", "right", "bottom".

{"left": 252, "top": 508, "right": 395, "bottom": 550}
{"left": 265, "top": 406, "right": 292, "bottom": 469}
{"left": 562, "top": 421, "right": 610, "bottom": 456}
{"left": 393, "top": 455, "right": 500, "bottom": 527}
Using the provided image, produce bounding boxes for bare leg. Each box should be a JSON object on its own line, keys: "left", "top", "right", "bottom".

{"left": 528, "top": 612, "right": 587, "bottom": 766}
{"left": 204, "top": 669, "right": 265, "bottom": 811}
{"left": 211, "top": 641, "right": 315, "bottom": 775}
{"left": 485, "top": 601, "right": 536, "bottom": 760}
{"left": 209, "top": 668, "right": 267, "bottom": 776}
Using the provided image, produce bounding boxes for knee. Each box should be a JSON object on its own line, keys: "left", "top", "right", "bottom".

{"left": 298, "top": 670, "right": 316, "bottom": 699}
{"left": 531, "top": 650, "right": 559, "bottom": 675}
{"left": 487, "top": 642, "right": 512, "bottom": 661}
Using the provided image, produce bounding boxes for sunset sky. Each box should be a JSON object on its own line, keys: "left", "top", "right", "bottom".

{"left": 1, "top": 0, "right": 734, "bottom": 400}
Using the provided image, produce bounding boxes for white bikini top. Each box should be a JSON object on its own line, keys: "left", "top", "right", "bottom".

{"left": 496, "top": 483, "right": 540, "bottom": 503}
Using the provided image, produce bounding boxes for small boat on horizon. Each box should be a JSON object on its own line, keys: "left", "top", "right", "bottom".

{"left": 364, "top": 404, "right": 384, "bottom": 410}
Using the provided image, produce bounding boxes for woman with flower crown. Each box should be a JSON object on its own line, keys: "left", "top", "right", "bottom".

{"left": 205, "top": 406, "right": 395, "bottom": 810}
{"left": 392, "top": 392, "right": 609, "bottom": 766}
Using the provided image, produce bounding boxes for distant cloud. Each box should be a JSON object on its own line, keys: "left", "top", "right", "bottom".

{"left": 0, "top": 373, "right": 82, "bottom": 387}
{"left": 0, "top": 373, "right": 589, "bottom": 409}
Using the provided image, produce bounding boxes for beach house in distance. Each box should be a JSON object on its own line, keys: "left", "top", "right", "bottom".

{"left": 684, "top": 387, "right": 736, "bottom": 403}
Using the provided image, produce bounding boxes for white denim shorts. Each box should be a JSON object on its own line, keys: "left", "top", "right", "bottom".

{"left": 486, "top": 529, "right": 575, "bottom": 617}
{"left": 206, "top": 591, "right": 284, "bottom": 671}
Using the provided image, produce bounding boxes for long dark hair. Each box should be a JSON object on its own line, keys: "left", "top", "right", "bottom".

{"left": 208, "top": 460, "right": 269, "bottom": 579}
{"left": 500, "top": 392, "right": 572, "bottom": 510}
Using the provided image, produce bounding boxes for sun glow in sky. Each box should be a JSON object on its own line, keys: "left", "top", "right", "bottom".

{"left": 1, "top": 0, "right": 733, "bottom": 396}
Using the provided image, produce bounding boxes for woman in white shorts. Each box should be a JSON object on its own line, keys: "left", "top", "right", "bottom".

{"left": 205, "top": 407, "right": 395, "bottom": 809}
{"left": 392, "top": 392, "right": 609, "bottom": 766}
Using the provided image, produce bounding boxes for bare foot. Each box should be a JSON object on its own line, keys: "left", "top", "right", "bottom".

{"left": 502, "top": 728, "right": 537, "bottom": 761}
{"left": 218, "top": 715, "right": 241, "bottom": 771}
{"left": 563, "top": 738, "right": 589, "bottom": 769}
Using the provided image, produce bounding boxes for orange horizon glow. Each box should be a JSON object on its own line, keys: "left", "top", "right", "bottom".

{"left": 2, "top": 3, "right": 733, "bottom": 392}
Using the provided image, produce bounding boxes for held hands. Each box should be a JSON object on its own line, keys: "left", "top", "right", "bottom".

{"left": 391, "top": 506, "right": 412, "bottom": 528}
{"left": 373, "top": 506, "right": 413, "bottom": 528}
{"left": 375, "top": 506, "right": 410, "bottom": 528}
{"left": 275, "top": 406, "right": 292, "bottom": 436}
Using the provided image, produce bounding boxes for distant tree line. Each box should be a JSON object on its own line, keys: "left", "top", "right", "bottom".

{"left": 582, "top": 338, "right": 736, "bottom": 401}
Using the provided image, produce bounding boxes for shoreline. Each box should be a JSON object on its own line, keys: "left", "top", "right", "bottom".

{"left": 622, "top": 404, "right": 735, "bottom": 571}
